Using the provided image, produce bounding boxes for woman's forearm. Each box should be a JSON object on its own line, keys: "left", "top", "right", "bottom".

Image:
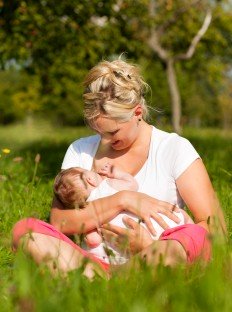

{"left": 50, "top": 193, "right": 124, "bottom": 235}
{"left": 50, "top": 190, "right": 182, "bottom": 235}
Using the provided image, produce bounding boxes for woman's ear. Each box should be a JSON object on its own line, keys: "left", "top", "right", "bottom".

{"left": 134, "top": 105, "right": 142, "bottom": 118}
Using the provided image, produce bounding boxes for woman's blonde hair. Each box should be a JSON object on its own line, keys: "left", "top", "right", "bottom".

{"left": 83, "top": 59, "right": 150, "bottom": 126}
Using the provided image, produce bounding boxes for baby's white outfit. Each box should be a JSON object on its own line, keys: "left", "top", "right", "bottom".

{"left": 86, "top": 179, "right": 185, "bottom": 264}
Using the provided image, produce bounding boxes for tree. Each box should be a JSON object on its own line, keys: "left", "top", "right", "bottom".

{"left": 110, "top": 0, "right": 232, "bottom": 131}
{"left": 0, "top": 0, "right": 120, "bottom": 124}
{"left": 218, "top": 74, "right": 232, "bottom": 129}
{"left": 0, "top": 0, "right": 232, "bottom": 128}
{"left": 148, "top": 2, "right": 212, "bottom": 133}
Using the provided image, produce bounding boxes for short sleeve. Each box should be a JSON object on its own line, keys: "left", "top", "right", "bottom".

{"left": 172, "top": 136, "right": 200, "bottom": 179}
{"left": 61, "top": 142, "right": 82, "bottom": 169}
{"left": 61, "top": 135, "right": 100, "bottom": 170}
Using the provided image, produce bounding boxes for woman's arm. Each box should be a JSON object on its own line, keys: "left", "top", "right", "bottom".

{"left": 50, "top": 191, "right": 180, "bottom": 236}
{"left": 50, "top": 193, "right": 124, "bottom": 235}
{"left": 176, "top": 159, "right": 227, "bottom": 236}
{"left": 110, "top": 190, "right": 181, "bottom": 235}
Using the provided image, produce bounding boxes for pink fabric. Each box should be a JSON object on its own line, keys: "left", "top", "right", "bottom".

{"left": 159, "top": 224, "right": 211, "bottom": 263}
{"left": 12, "top": 218, "right": 110, "bottom": 271}
{"left": 12, "top": 219, "right": 211, "bottom": 269}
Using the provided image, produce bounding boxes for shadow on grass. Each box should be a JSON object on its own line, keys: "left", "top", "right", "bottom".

{"left": 185, "top": 134, "right": 232, "bottom": 174}
{"left": 18, "top": 140, "right": 71, "bottom": 181}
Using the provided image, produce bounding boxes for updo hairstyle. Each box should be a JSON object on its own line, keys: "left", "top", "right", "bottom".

{"left": 83, "top": 59, "right": 150, "bottom": 126}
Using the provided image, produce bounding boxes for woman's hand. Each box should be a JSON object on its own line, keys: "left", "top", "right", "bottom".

{"left": 101, "top": 217, "right": 153, "bottom": 255}
{"left": 118, "top": 191, "right": 180, "bottom": 235}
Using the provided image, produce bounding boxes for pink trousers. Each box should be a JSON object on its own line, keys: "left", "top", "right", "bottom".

{"left": 160, "top": 223, "right": 211, "bottom": 263}
{"left": 12, "top": 218, "right": 211, "bottom": 271}
{"left": 12, "top": 218, "right": 110, "bottom": 271}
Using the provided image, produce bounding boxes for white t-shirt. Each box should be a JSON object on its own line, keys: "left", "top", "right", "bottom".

{"left": 62, "top": 126, "right": 200, "bottom": 207}
{"left": 61, "top": 126, "right": 200, "bottom": 264}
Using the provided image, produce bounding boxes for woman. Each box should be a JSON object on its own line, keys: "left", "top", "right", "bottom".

{"left": 12, "top": 59, "right": 226, "bottom": 276}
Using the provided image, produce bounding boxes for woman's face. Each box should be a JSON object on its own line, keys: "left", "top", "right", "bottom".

{"left": 92, "top": 114, "right": 140, "bottom": 151}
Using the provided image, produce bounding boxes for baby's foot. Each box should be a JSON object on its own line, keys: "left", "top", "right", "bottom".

{"left": 85, "top": 231, "right": 102, "bottom": 248}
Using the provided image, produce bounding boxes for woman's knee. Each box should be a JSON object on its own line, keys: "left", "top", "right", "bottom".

{"left": 12, "top": 218, "right": 33, "bottom": 249}
{"left": 12, "top": 218, "right": 48, "bottom": 250}
{"left": 161, "top": 240, "right": 187, "bottom": 266}
{"left": 24, "top": 233, "right": 86, "bottom": 273}
{"left": 139, "top": 240, "right": 187, "bottom": 266}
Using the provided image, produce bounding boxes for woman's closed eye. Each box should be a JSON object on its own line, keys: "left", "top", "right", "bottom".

{"left": 93, "top": 129, "right": 119, "bottom": 136}
{"left": 107, "top": 130, "right": 119, "bottom": 136}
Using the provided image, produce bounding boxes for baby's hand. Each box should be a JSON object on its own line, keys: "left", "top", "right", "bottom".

{"left": 98, "top": 163, "right": 114, "bottom": 178}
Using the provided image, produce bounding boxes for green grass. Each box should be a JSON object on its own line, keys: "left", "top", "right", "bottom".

{"left": 0, "top": 122, "right": 231, "bottom": 311}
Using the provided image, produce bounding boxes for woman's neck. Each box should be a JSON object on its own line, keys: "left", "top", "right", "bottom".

{"left": 108, "top": 122, "right": 152, "bottom": 157}
{"left": 128, "top": 121, "right": 152, "bottom": 151}
{"left": 92, "top": 121, "right": 153, "bottom": 176}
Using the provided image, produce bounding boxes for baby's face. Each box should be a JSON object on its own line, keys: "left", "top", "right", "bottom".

{"left": 80, "top": 170, "right": 103, "bottom": 194}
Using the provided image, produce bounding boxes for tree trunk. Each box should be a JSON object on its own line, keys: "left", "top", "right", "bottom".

{"left": 166, "top": 58, "right": 182, "bottom": 134}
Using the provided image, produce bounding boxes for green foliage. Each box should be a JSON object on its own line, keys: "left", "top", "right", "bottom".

{"left": 0, "top": 70, "right": 40, "bottom": 123}
{"left": 0, "top": 124, "right": 231, "bottom": 311}
{"left": 0, "top": 0, "right": 232, "bottom": 127}
{"left": 217, "top": 75, "right": 232, "bottom": 129}
{"left": 0, "top": 0, "right": 122, "bottom": 125}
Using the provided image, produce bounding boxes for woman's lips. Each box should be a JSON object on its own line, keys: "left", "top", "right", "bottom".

{"left": 112, "top": 140, "right": 120, "bottom": 147}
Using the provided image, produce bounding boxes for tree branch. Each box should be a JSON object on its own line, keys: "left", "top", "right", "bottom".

{"left": 147, "top": 0, "right": 169, "bottom": 61}
{"left": 156, "top": 0, "right": 202, "bottom": 36}
{"left": 175, "top": 10, "right": 212, "bottom": 61}
{"left": 147, "top": 29, "right": 169, "bottom": 61}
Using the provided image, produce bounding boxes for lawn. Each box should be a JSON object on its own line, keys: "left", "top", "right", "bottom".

{"left": 0, "top": 121, "right": 231, "bottom": 311}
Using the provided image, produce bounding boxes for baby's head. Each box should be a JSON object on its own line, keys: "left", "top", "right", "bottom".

{"left": 54, "top": 167, "right": 102, "bottom": 209}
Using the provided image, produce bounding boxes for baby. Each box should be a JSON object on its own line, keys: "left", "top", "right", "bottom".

{"left": 54, "top": 164, "right": 192, "bottom": 264}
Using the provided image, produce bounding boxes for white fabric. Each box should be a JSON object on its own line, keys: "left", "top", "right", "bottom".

{"left": 86, "top": 179, "right": 184, "bottom": 264}
{"left": 62, "top": 126, "right": 200, "bottom": 207}
{"left": 61, "top": 126, "right": 200, "bottom": 264}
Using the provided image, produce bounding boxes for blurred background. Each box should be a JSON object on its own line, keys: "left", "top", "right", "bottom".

{"left": 0, "top": 0, "right": 231, "bottom": 132}
{"left": 0, "top": 4, "right": 232, "bottom": 309}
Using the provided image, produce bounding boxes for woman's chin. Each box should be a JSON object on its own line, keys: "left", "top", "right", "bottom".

{"left": 112, "top": 140, "right": 130, "bottom": 150}
{"left": 111, "top": 141, "right": 121, "bottom": 149}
